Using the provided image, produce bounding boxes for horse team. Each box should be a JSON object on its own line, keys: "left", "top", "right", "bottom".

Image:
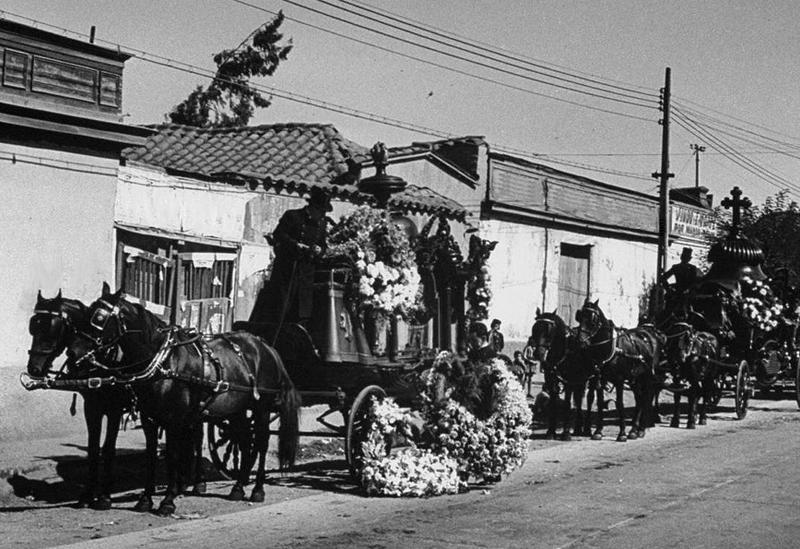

{"left": 27, "top": 286, "right": 722, "bottom": 515}
{"left": 530, "top": 300, "right": 722, "bottom": 443}
{"left": 26, "top": 285, "right": 301, "bottom": 515}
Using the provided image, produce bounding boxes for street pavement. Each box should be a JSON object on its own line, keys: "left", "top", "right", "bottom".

{"left": 2, "top": 383, "right": 798, "bottom": 548}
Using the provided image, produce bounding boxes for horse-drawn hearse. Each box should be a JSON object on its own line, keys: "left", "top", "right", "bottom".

{"left": 21, "top": 160, "right": 489, "bottom": 511}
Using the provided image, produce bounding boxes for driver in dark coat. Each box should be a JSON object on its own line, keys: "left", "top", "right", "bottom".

{"left": 251, "top": 187, "right": 332, "bottom": 325}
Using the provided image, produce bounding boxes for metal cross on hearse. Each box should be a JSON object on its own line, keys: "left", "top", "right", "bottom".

{"left": 720, "top": 186, "right": 752, "bottom": 235}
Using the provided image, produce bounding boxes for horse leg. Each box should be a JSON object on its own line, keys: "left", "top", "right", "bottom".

{"left": 573, "top": 383, "right": 585, "bottom": 436}
{"left": 250, "top": 404, "right": 270, "bottom": 503}
{"left": 133, "top": 417, "right": 157, "bottom": 513}
{"left": 228, "top": 412, "right": 251, "bottom": 501}
{"left": 615, "top": 383, "right": 627, "bottom": 442}
{"left": 591, "top": 379, "right": 605, "bottom": 440}
{"left": 560, "top": 385, "right": 573, "bottom": 441}
{"left": 545, "top": 375, "right": 558, "bottom": 439}
{"left": 92, "top": 405, "right": 123, "bottom": 511}
{"left": 671, "top": 388, "right": 681, "bottom": 428}
{"left": 157, "top": 428, "right": 183, "bottom": 516}
{"left": 698, "top": 374, "right": 709, "bottom": 426}
{"left": 79, "top": 394, "right": 101, "bottom": 508}
{"left": 581, "top": 379, "right": 594, "bottom": 437}
{"left": 189, "top": 423, "right": 206, "bottom": 495}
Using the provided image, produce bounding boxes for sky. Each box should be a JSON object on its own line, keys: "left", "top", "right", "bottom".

{"left": 4, "top": 0, "right": 800, "bottom": 207}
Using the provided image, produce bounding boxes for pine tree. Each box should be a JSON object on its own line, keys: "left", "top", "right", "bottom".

{"left": 168, "top": 11, "right": 292, "bottom": 127}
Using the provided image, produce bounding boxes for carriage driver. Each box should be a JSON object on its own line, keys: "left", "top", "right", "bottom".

{"left": 251, "top": 187, "right": 332, "bottom": 326}
{"left": 660, "top": 247, "right": 703, "bottom": 296}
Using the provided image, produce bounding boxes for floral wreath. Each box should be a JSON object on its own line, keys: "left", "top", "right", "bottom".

{"left": 360, "top": 353, "right": 532, "bottom": 497}
{"left": 739, "top": 276, "right": 785, "bottom": 331}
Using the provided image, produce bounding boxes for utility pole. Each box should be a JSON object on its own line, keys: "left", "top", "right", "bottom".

{"left": 691, "top": 143, "right": 706, "bottom": 188}
{"left": 652, "top": 68, "right": 674, "bottom": 313}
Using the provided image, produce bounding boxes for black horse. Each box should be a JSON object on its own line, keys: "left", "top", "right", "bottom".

{"left": 68, "top": 284, "right": 301, "bottom": 515}
{"left": 530, "top": 309, "right": 600, "bottom": 440}
{"left": 25, "top": 290, "right": 132, "bottom": 510}
{"left": 575, "top": 300, "right": 660, "bottom": 442}
{"left": 662, "top": 319, "right": 718, "bottom": 428}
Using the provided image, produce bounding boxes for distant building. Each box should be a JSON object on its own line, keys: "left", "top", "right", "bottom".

{"left": 0, "top": 20, "right": 150, "bottom": 439}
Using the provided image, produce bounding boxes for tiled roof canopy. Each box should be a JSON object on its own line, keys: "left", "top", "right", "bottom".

{"left": 123, "top": 123, "right": 468, "bottom": 220}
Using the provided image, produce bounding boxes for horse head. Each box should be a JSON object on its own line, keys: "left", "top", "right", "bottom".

{"left": 575, "top": 299, "right": 606, "bottom": 345}
{"left": 68, "top": 282, "right": 159, "bottom": 375}
{"left": 663, "top": 320, "right": 694, "bottom": 365}
{"left": 27, "top": 290, "right": 87, "bottom": 378}
{"left": 530, "top": 307, "right": 567, "bottom": 363}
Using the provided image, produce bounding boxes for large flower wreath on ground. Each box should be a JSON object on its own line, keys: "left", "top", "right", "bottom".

{"left": 360, "top": 353, "right": 532, "bottom": 497}
{"left": 326, "top": 206, "right": 424, "bottom": 322}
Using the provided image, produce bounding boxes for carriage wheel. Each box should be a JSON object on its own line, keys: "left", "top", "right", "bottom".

{"left": 734, "top": 360, "right": 751, "bottom": 420}
{"left": 207, "top": 412, "right": 255, "bottom": 480}
{"left": 345, "top": 385, "right": 387, "bottom": 481}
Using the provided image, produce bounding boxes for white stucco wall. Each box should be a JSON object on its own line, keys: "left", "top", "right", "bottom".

{"left": 0, "top": 144, "right": 119, "bottom": 440}
{"left": 481, "top": 219, "right": 659, "bottom": 348}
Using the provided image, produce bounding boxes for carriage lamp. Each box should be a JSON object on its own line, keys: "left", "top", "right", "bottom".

{"left": 358, "top": 142, "right": 407, "bottom": 209}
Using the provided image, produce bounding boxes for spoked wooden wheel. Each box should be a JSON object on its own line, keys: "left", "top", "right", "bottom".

{"left": 207, "top": 412, "right": 254, "bottom": 480}
{"left": 734, "top": 360, "right": 751, "bottom": 420}
{"left": 345, "top": 385, "right": 387, "bottom": 480}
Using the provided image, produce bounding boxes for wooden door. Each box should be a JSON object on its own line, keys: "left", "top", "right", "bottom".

{"left": 557, "top": 243, "right": 591, "bottom": 325}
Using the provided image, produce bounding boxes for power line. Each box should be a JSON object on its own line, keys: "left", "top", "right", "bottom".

{"left": 673, "top": 94, "right": 800, "bottom": 144}
{"left": 348, "top": 0, "right": 657, "bottom": 96}
{"left": 321, "top": 0, "right": 657, "bottom": 102}
{"left": 672, "top": 110, "right": 800, "bottom": 196}
{"left": 673, "top": 107, "right": 799, "bottom": 187}
{"left": 0, "top": 9, "right": 653, "bottom": 184}
{"left": 229, "top": 0, "right": 655, "bottom": 123}
{"left": 278, "top": 0, "right": 656, "bottom": 109}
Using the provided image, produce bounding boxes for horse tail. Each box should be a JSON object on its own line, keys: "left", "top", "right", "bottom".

{"left": 263, "top": 344, "right": 301, "bottom": 470}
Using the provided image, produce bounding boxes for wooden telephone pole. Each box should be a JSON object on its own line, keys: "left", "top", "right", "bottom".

{"left": 653, "top": 68, "right": 674, "bottom": 313}
{"left": 691, "top": 143, "right": 706, "bottom": 188}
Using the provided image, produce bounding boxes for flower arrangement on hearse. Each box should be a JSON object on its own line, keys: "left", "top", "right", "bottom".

{"left": 325, "top": 206, "right": 425, "bottom": 334}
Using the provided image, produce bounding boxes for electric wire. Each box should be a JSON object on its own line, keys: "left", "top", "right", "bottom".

{"left": 0, "top": 9, "right": 656, "bottom": 183}
{"left": 672, "top": 111, "right": 800, "bottom": 197}
{"left": 277, "top": 0, "right": 656, "bottom": 109}
{"left": 316, "top": 0, "right": 657, "bottom": 102}
{"left": 227, "top": 0, "right": 655, "bottom": 123}
{"left": 673, "top": 107, "right": 800, "bottom": 186}
{"left": 343, "top": 0, "right": 658, "bottom": 96}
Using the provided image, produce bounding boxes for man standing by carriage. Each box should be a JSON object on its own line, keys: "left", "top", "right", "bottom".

{"left": 250, "top": 187, "right": 332, "bottom": 326}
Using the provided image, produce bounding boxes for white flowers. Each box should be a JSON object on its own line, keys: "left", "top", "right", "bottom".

{"left": 359, "top": 357, "right": 533, "bottom": 497}
{"left": 740, "top": 277, "right": 785, "bottom": 331}
{"left": 356, "top": 258, "right": 421, "bottom": 317}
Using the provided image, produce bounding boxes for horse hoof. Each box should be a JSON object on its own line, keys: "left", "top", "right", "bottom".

{"left": 191, "top": 482, "right": 207, "bottom": 495}
{"left": 560, "top": 433, "right": 572, "bottom": 441}
{"left": 686, "top": 423, "right": 696, "bottom": 430}
{"left": 670, "top": 419, "right": 680, "bottom": 428}
{"left": 250, "top": 489, "right": 265, "bottom": 503}
{"left": 699, "top": 418, "right": 707, "bottom": 426}
{"left": 627, "top": 431, "right": 638, "bottom": 441}
{"left": 228, "top": 485, "right": 245, "bottom": 501}
{"left": 591, "top": 433, "right": 603, "bottom": 441}
{"left": 638, "top": 429, "right": 646, "bottom": 439}
{"left": 90, "top": 495, "right": 112, "bottom": 511}
{"left": 545, "top": 431, "right": 557, "bottom": 440}
{"left": 616, "top": 434, "right": 628, "bottom": 442}
{"left": 133, "top": 495, "right": 153, "bottom": 513}
{"left": 157, "top": 502, "right": 176, "bottom": 517}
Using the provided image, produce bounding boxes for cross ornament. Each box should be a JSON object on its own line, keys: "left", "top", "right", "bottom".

{"left": 720, "top": 186, "right": 751, "bottom": 235}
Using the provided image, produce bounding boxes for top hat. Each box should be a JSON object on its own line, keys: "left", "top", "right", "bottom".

{"left": 308, "top": 187, "right": 333, "bottom": 212}
{"left": 681, "top": 247, "right": 693, "bottom": 260}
